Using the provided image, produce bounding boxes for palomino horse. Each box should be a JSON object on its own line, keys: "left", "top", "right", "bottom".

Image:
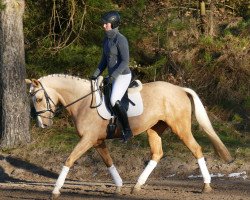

{"left": 26, "top": 74, "right": 233, "bottom": 199}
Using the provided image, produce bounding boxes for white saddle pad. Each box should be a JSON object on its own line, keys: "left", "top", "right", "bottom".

{"left": 93, "top": 78, "right": 143, "bottom": 120}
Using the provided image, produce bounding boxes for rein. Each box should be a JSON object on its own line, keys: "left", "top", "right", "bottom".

{"left": 30, "top": 80, "right": 103, "bottom": 118}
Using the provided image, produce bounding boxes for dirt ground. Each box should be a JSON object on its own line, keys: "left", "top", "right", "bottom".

{"left": 0, "top": 149, "right": 249, "bottom": 200}
{"left": 0, "top": 178, "right": 249, "bottom": 200}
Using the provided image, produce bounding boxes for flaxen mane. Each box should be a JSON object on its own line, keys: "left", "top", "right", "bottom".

{"left": 38, "top": 74, "right": 88, "bottom": 83}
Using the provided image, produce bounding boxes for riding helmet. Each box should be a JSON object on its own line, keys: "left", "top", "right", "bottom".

{"left": 101, "top": 11, "right": 121, "bottom": 29}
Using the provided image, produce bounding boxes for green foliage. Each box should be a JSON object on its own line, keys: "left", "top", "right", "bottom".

{"left": 132, "top": 56, "right": 167, "bottom": 81}
{"left": 235, "top": 147, "right": 250, "bottom": 158}
{"left": 183, "top": 60, "right": 193, "bottom": 70}
{"left": 199, "top": 36, "right": 214, "bottom": 46}
{"left": 235, "top": 1, "right": 250, "bottom": 20}
{"left": 27, "top": 117, "right": 249, "bottom": 158}
{"left": 0, "top": 0, "right": 6, "bottom": 10}
{"left": 203, "top": 52, "right": 213, "bottom": 66}
{"left": 22, "top": 0, "right": 250, "bottom": 135}
{"left": 45, "top": 131, "right": 78, "bottom": 153}
{"left": 26, "top": 44, "right": 101, "bottom": 77}
{"left": 169, "top": 19, "right": 189, "bottom": 31}
{"left": 232, "top": 114, "right": 243, "bottom": 124}
{"left": 191, "top": 121, "right": 250, "bottom": 155}
{"left": 243, "top": 96, "right": 250, "bottom": 109}
{"left": 199, "top": 36, "right": 224, "bottom": 50}
{"left": 30, "top": 125, "right": 79, "bottom": 153}
{"left": 223, "top": 18, "right": 250, "bottom": 39}
{"left": 24, "top": 0, "right": 120, "bottom": 78}
{"left": 122, "top": 26, "right": 142, "bottom": 57}
{"left": 213, "top": 123, "right": 249, "bottom": 149}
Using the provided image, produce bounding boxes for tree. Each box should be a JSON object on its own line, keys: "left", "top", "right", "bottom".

{"left": 199, "top": 0, "right": 206, "bottom": 34}
{"left": 0, "top": 0, "right": 30, "bottom": 149}
{"left": 208, "top": 0, "right": 215, "bottom": 37}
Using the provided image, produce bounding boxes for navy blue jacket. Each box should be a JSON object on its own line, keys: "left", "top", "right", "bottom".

{"left": 93, "top": 31, "right": 131, "bottom": 79}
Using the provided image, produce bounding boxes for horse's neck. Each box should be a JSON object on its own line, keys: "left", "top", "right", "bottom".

{"left": 42, "top": 76, "right": 91, "bottom": 108}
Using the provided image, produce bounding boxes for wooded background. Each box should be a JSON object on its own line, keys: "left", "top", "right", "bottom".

{"left": 0, "top": 0, "right": 249, "bottom": 149}
{"left": 23, "top": 0, "right": 249, "bottom": 133}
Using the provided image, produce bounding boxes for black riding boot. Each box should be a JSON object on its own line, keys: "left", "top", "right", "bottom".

{"left": 113, "top": 100, "right": 133, "bottom": 141}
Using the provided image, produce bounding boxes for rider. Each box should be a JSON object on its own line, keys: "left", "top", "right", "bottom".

{"left": 91, "top": 11, "right": 133, "bottom": 141}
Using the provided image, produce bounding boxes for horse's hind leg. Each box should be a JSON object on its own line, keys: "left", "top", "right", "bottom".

{"left": 132, "top": 122, "right": 165, "bottom": 193}
{"left": 95, "top": 141, "right": 123, "bottom": 193}
{"left": 173, "top": 122, "right": 212, "bottom": 193}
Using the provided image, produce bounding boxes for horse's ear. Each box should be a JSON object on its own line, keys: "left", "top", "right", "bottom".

{"left": 31, "top": 79, "right": 40, "bottom": 87}
{"left": 25, "top": 79, "right": 32, "bottom": 84}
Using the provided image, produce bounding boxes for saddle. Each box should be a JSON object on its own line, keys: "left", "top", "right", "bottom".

{"left": 102, "top": 76, "right": 140, "bottom": 115}
{"left": 92, "top": 76, "right": 143, "bottom": 139}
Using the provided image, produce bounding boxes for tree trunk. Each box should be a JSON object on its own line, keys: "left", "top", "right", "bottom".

{"left": 209, "top": 0, "right": 215, "bottom": 37}
{"left": 0, "top": 0, "right": 30, "bottom": 149}
{"left": 199, "top": 0, "right": 206, "bottom": 34}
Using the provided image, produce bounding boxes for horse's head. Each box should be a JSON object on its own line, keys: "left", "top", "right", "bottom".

{"left": 26, "top": 79, "right": 59, "bottom": 128}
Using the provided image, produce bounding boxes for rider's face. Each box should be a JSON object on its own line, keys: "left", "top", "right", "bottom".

{"left": 103, "top": 23, "right": 112, "bottom": 31}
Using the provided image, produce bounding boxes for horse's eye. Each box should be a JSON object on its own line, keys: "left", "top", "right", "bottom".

{"left": 36, "top": 98, "right": 42, "bottom": 103}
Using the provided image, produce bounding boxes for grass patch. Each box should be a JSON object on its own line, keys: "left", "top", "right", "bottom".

{"left": 11, "top": 118, "right": 249, "bottom": 163}
{"left": 29, "top": 124, "right": 79, "bottom": 154}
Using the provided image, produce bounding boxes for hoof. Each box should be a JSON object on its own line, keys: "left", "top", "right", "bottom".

{"left": 202, "top": 183, "right": 213, "bottom": 193}
{"left": 115, "top": 186, "right": 122, "bottom": 194}
{"left": 51, "top": 193, "right": 61, "bottom": 200}
{"left": 131, "top": 184, "right": 141, "bottom": 194}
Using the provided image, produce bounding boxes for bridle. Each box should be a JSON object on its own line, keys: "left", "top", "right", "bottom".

{"left": 30, "top": 80, "right": 103, "bottom": 119}
{"left": 30, "top": 82, "right": 57, "bottom": 119}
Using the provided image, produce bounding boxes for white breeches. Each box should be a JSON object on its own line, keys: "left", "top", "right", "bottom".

{"left": 110, "top": 73, "right": 132, "bottom": 106}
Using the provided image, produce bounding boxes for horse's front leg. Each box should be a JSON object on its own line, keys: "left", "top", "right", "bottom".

{"left": 52, "top": 136, "right": 94, "bottom": 199}
{"left": 95, "top": 141, "right": 123, "bottom": 194}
